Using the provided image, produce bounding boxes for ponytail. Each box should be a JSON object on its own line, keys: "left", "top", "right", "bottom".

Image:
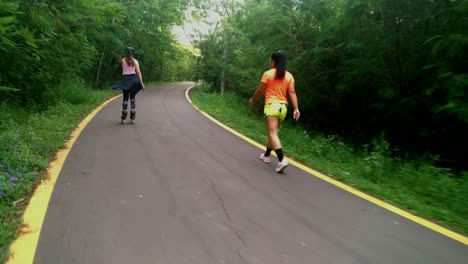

{"left": 124, "top": 47, "right": 135, "bottom": 67}
{"left": 271, "top": 51, "right": 287, "bottom": 80}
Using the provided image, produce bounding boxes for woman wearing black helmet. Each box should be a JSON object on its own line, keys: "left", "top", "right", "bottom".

{"left": 112, "top": 47, "right": 145, "bottom": 123}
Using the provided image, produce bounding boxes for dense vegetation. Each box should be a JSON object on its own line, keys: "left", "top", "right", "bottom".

{"left": 0, "top": 0, "right": 196, "bottom": 104}
{"left": 194, "top": 0, "right": 468, "bottom": 173}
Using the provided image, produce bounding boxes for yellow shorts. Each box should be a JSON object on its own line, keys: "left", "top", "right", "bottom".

{"left": 264, "top": 103, "right": 288, "bottom": 121}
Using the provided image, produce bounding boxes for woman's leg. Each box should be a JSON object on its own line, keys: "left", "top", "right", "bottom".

{"left": 266, "top": 117, "right": 287, "bottom": 167}
{"left": 130, "top": 91, "right": 136, "bottom": 120}
{"left": 122, "top": 90, "right": 130, "bottom": 110}
{"left": 263, "top": 103, "right": 283, "bottom": 154}
{"left": 265, "top": 117, "right": 282, "bottom": 149}
{"left": 265, "top": 117, "right": 281, "bottom": 149}
{"left": 264, "top": 128, "right": 273, "bottom": 154}
{"left": 121, "top": 90, "right": 130, "bottom": 120}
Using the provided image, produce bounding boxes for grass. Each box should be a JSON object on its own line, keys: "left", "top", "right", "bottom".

{"left": 189, "top": 85, "right": 468, "bottom": 235}
{"left": 0, "top": 82, "right": 118, "bottom": 263}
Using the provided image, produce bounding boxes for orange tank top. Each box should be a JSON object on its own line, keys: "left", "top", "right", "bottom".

{"left": 261, "top": 69, "right": 294, "bottom": 104}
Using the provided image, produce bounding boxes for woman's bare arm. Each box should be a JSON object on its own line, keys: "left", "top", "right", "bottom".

{"left": 287, "top": 82, "right": 300, "bottom": 121}
{"left": 134, "top": 59, "right": 145, "bottom": 90}
{"left": 249, "top": 83, "right": 266, "bottom": 106}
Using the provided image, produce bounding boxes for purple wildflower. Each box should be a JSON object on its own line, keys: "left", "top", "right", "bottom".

{"left": 9, "top": 182, "right": 15, "bottom": 187}
{"left": 0, "top": 163, "right": 4, "bottom": 168}
{"left": 8, "top": 168, "right": 13, "bottom": 172}
{"left": 18, "top": 173, "right": 23, "bottom": 177}
{"left": 3, "top": 172, "right": 8, "bottom": 176}
{"left": 0, "top": 183, "right": 3, "bottom": 188}
{"left": 10, "top": 177, "right": 17, "bottom": 181}
{"left": 0, "top": 191, "right": 4, "bottom": 197}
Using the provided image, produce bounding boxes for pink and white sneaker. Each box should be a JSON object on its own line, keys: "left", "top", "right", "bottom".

{"left": 259, "top": 153, "right": 271, "bottom": 163}
{"left": 275, "top": 159, "right": 289, "bottom": 173}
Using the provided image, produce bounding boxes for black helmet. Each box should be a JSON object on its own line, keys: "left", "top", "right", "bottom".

{"left": 124, "top": 47, "right": 135, "bottom": 55}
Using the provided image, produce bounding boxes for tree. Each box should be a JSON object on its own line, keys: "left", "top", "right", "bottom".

{"left": 195, "top": 0, "right": 468, "bottom": 171}
{"left": 0, "top": 0, "right": 193, "bottom": 103}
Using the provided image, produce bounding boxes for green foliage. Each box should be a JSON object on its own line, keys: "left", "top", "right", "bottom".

{"left": 0, "top": 0, "right": 193, "bottom": 103}
{"left": 195, "top": 0, "right": 468, "bottom": 171}
{"left": 116, "top": 0, "right": 192, "bottom": 83}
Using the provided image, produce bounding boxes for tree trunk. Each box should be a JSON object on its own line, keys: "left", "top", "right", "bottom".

{"left": 220, "top": 31, "right": 227, "bottom": 95}
{"left": 94, "top": 49, "right": 106, "bottom": 88}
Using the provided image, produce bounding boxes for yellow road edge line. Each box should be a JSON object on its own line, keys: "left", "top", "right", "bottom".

{"left": 186, "top": 86, "right": 468, "bottom": 246}
{"left": 6, "top": 94, "right": 121, "bottom": 264}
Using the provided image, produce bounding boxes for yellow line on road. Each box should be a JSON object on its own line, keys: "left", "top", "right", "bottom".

{"left": 6, "top": 95, "right": 121, "bottom": 264}
{"left": 186, "top": 86, "right": 468, "bottom": 246}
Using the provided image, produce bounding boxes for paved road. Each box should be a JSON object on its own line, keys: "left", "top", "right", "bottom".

{"left": 34, "top": 82, "right": 467, "bottom": 264}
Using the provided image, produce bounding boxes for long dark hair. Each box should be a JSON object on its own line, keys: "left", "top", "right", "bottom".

{"left": 271, "top": 51, "right": 287, "bottom": 79}
{"left": 124, "top": 47, "right": 135, "bottom": 67}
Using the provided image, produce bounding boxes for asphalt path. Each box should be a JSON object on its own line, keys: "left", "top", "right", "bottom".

{"left": 34, "top": 82, "right": 467, "bottom": 264}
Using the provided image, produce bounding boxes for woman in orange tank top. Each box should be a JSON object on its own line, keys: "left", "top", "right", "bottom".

{"left": 249, "top": 51, "right": 300, "bottom": 173}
